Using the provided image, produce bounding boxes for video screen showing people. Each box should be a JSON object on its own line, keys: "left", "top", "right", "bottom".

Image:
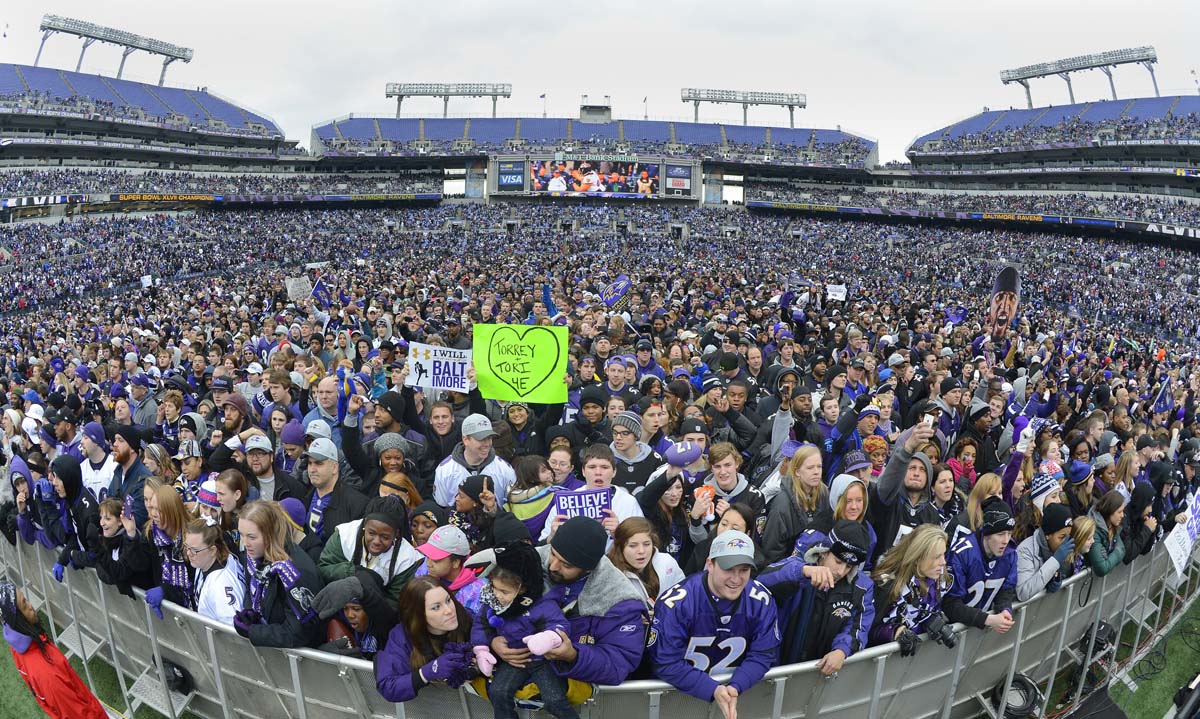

{"left": 530, "top": 159, "right": 659, "bottom": 197}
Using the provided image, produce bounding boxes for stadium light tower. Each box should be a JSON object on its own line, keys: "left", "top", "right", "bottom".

{"left": 35, "top": 15, "right": 193, "bottom": 86}
{"left": 681, "top": 88, "right": 807, "bottom": 127}
{"left": 385, "top": 83, "right": 512, "bottom": 119}
{"left": 1000, "top": 46, "right": 1158, "bottom": 109}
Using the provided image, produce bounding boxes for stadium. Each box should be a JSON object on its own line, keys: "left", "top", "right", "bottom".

{"left": 1, "top": 5, "right": 1200, "bottom": 719}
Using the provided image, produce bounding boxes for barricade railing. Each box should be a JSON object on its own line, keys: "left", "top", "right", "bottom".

{"left": 1, "top": 535, "right": 1197, "bottom": 719}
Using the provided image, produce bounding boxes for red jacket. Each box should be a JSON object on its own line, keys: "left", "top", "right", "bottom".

{"left": 7, "top": 626, "right": 106, "bottom": 719}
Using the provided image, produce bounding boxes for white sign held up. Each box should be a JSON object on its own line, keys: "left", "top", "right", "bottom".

{"left": 404, "top": 342, "right": 472, "bottom": 392}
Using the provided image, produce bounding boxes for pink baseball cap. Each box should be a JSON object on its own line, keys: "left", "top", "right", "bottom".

{"left": 416, "top": 525, "right": 471, "bottom": 561}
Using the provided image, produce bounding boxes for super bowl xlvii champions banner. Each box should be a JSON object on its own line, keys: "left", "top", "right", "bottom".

{"left": 987, "top": 266, "right": 1021, "bottom": 343}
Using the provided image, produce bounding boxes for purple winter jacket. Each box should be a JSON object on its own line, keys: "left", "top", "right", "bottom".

{"left": 534, "top": 545, "right": 649, "bottom": 686}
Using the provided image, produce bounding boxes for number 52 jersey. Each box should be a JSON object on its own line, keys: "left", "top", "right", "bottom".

{"left": 647, "top": 572, "right": 780, "bottom": 701}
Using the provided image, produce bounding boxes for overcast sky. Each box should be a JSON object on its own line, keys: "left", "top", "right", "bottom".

{"left": 4, "top": 1, "right": 1198, "bottom": 162}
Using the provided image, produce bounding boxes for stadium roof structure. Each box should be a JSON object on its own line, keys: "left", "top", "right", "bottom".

{"left": 681, "top": 88, "right": 807, "bottom": 127}
{"left": 1000, "top": 46, "right": 1159, "bottom": 109}
{"left": 34, "top": 15, "right": 193, "bottom": 86}
{"left": 385, "top": 83, "right": 512, "bottom": 119}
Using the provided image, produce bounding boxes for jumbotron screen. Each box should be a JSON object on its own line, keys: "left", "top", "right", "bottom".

{"left": 530, "top": 159, "right": 659, "bottom": 197}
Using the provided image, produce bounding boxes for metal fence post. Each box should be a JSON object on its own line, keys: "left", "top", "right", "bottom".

{"left": 95, "top": 573, "right": 130, "bottom": 706}
{"left": 1071, "top": 573, "right": 1109, "bottom": 707}
{"left": 995, "top": 605, "right": 1028, "bottom": 716}
{"left": 61, "top": 568, "right": 96, "bottom": 690}
{"left": 203, "top": 626, "right": 233, "bottom": 719}
{"left": 143, "top": 601, "right": 180, "bottom": 719}
{"left": 35, "top": 551, "right": 59, "bottom": 644}
{"left": 1039, "top": 581, "right": 1076, "bottom": 718}
{"left": 1129, "top": 555, "right": 1157, "bottom": 655}
{"left": 287, "top": 653, "right": 309, "bottom": 719}
{"left": 867, "top": 655, "right": 887, "bottom": 719}
{"left": 939, "top": 631, "right": 968, "bottom": 719}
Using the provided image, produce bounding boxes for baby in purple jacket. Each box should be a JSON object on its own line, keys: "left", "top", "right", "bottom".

{"left": 471, "top": 542, "right": 578, "bottom": 719}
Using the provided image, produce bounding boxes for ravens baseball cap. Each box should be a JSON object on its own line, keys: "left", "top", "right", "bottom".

{"left": 462, "top": 414, "right": 498, "bottom": 440}
{"left": 709, "top": 530, "right": 756, "bottom": 570}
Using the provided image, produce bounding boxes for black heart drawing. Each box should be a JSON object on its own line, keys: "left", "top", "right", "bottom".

{"left": 486, "top": 325, "right": 561, "bottom": 398}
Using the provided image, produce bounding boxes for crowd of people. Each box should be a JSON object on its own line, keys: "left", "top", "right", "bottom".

{"left": 3, "top": 202, "right": 1199, "bottom": 342}
{"left": 744, "top": 183, "right": 1200, "bottom": 226}
{"left": 917, "top": 109, "right": 1200, "bottom": 154}
{"left": 0, "top": 89, "right": 275, "bottom": 139}
{"left": 0, "top": 169, "right": 441, "bottom": 198}
{"left": 323, "top": 130, "right": 873, "bottom": 168}
{"left": 0, "top": 188, "right": 1197, "bottom": 717}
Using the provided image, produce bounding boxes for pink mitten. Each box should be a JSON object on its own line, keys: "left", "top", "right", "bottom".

{"left": 473, "top": 645, "right": 497, "bottom": 677}
{"left": 522, "top": 629, "right": 564, "bottom": 656}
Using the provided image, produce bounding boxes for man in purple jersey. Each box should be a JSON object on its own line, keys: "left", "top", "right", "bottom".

{"left": 649, "top": 530, "right": 779, "bottom": 718}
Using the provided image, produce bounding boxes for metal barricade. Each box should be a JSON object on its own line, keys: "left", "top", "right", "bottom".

{"left": 0, "top": 535, "right": 1194, "bottom": 719}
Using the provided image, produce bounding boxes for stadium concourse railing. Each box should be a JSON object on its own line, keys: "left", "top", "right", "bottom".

{"left": 1, "top": 537, "right": 1197, "bottom": 719}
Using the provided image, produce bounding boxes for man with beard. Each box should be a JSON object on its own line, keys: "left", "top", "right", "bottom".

{"left": 105, "top": 426, "right": 152, "bottom": 528}
{"left": 210, "top": 429, "right": 304, "bottom": 502}
{"left": 483, "top": 517, "right": 647, "bottom": 689}
{"left": 220, "top": 393, "right": 252, "bottom": 437}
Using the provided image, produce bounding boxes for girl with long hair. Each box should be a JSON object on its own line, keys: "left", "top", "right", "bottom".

{"left": 869, "top": 524, "right": 953, "bottom": 651}
{"left": 184, "top": 517, "right": 246, "bottom": 625}
{"left": 762, "top": 445, "right": 827, "bottom": 563}
{"left": 233, "top": 500, "right": 324, "bottom": 648}
{"left": 141, "top": 483, "right": 194, "bottom": 619}
{"left": 0, "top": 581, "right": 107, "bottom": 718}
{"left": 374, "top": 575, "right": 474, "bottom": 703}
{"left": 606, "top": 517, "right": 685, "bottom": 613}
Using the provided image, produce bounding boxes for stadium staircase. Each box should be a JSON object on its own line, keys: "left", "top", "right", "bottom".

{"left": 720, "top": 124, "right": 728, "bottom": 146}
{"left": 142, "top": 86, "right": 173, "bottom": 117}
{"left": 513, "top": 118, "right": 521, "bottom": 140}
{"left": 617, "top": 120, "right": 625, "bottom": 141}
{"left": 764, "top": 127, "right": 772, "bottom": 144}
{"left": 56, "top": 70, "right": 79, "bottom": 96}
{"left": 228, "top": 101, "right": 254, "bottom": 127}
{"left": 1116, "top": 99, "right": 1137, "bottom": 119}
{"left": 1070, "top": 102, "right": 1092, "bottom": 120}
{"left": 806, "top": 130, "right": 816, "bottom": 151}
{"left": 372, "top": 118, "right": 382, "bottom": 140}
{"left": 978, "top": 110, "right": 1009, "bottom": 135}
{"left": 565, "top": 119, "right": 573, "bottom": 140}
{"left": 669, "top": 123, "right": 677, "bottom": 143}
{"left": 1167, "top": 96, "right": 1182, "bottom": 117}
{"left": 99, "top": 77, "right": 130, "bottom": 105}
{"left": 183, "top": 91, "right": 215, "bottom": 121}
{"left": 418, "top": 119, "right": 425, "bottom": 141}
{"left": 333, "top": 121, "right": 344, "bottom": 140}
{"left": 461, "top": 118, "right": 471, "bottom": 140}
{"left": 1025, "top": 105, "right": 1053, "bottom": 128}
{"left": 11, "top": 65, "right": 30, "bottom": 92}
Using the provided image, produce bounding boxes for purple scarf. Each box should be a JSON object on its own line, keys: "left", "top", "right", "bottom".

{"left": 152, "top": 524, "right": 193, "bottom": 598}
{"left": 245, "top": 555, "right": 317, "bottom": 624}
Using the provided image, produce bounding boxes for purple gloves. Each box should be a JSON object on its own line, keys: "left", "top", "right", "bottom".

{"left": 233, "top": 609, "right": 261, "bottom": 638}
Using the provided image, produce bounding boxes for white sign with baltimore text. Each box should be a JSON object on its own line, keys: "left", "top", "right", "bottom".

{"left": 404, "top": 342, "right": 472, "bottom": 392}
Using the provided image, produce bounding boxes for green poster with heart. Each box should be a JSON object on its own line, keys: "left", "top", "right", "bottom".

{"left": 472, "top": 324, "right": 568, "bottom": 403}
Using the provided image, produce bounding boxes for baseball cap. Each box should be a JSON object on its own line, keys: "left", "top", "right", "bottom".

{"left": 245, "top": 435, "right": 273, "bottom": 454}
{"left": 416, "top": 525, "right": 471, "bottom": 561}
{"left": 635, "top": 339, "right": 653, "bottom": 351}
{"left": 305, "top": 437, "right": 338, "bottom": 462}
{"left": 246, "top": 362, "right": 264, "bottom": 375}
{"left": 173, "top": 440, "right": 203, "bottom": 460}
{"left": 462, "top": 414, "right": 497, "bottom": 440}
{"left": 709, "top": 530, "right": 757, "bottom": 570}
{"left": 304, "top": 420, "right": 332, "bottom": 440}
{"left": 886, "top": 352, "right": 908, "bottom": 368}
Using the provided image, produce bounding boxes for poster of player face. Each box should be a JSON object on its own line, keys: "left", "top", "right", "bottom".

{"left": 987, "top": 266, "right": 1021, "bottom": 342}
{"left": 529, "top": 159, "right": 659, "bottom": 197}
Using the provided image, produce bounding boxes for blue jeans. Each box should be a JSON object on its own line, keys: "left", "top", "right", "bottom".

{"left": 489, "top": 659, "right": 578, "bottom": 719}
